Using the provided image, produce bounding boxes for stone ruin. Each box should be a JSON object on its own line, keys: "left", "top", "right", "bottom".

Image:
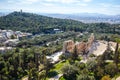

{"left": 63, "top": 33, "right": 94, "bottom": 55}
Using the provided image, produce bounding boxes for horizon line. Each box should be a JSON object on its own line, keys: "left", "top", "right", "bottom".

{"left": 0, "top": 10, "right": 120, "bottom": 16}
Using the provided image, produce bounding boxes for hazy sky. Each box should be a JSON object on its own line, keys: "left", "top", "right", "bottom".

{"left": 0, "top": 0, "right": 120, "bottom": 15}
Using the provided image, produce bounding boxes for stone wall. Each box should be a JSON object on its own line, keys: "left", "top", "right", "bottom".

{"left": 75, "top": 42, "right": 87, "bottom": 54}
{"left": 63, "top": 40, "right": 75, "bottom": 53}
{"left": 63, "top": 33, "right": 94, "bottom": 55}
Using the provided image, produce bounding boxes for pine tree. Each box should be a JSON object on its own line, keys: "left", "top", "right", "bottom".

{"left": 114, "top": 38, "right": 120, "bottom": 73}
{"left": 72, "top": 45, "right": 78, "bottom": 60}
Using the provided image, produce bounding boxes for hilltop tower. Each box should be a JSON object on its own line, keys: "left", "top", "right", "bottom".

{"left": 20, "top": 9, "right": 22, "bottom": 13}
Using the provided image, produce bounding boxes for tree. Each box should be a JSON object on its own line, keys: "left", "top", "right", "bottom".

{"left": 114, "top": 38, "right": 120, "bottom": 73}
{"left": 0, "top": 61, "right": 8, "bottom": 80}
{"left": 102, "top": 49, "right": 113, "bottom": 60}
{"left": 86, "top": 60, "right": 97, "bottom": 72}
{"left": 27, "top": 68, "right": 38, "bottom": 80}
{"left": 74, "top": 62, "right": 86, "bottom": 70}
{"left": 21, "top": 49, "right": 28, "bottom": 70}
{"left": 96, "top": 55, "right": 106, "bottom": 67}
{"left": 38, "top": 70, "right": 46, "bottom": 80}
{"left": 59, "top": 54, "right": 66, "bottom": 60}
{"left": 105, "top": 63, "right": 117, "bottom": 77}
{"left": 77, "top": 68, "right": 95, "bottom": 80}
{"left": 61, "top": 64, "right": 78, "bottom": 80}
{"left": 94, "top": 66, "right": 104, "bottom": 79}
{"left": 43, "top": 55, "right": 52, "bottom": 80}
{"left": 34, "top": 52, "right": 40, "bottom": 69}
{"left": 71, "top": 45, "right": 78, "bottom": 60}
{"left": 77, "top": 74, "right": 95, "bottom": 80}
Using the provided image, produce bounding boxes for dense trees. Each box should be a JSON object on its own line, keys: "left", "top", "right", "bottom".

{"left": 77, "top": 74, "right": 95, "bottom": 80}
{"left": 0, "top": 12, "right": 120, "bottom": 34}
{"left": 17, "top": 31, "right": 78, "bottom": 48}
{"left": 0, "top": 47, "right": 53, "bottom": 80}
{"left": 0, "top": 12, "right": 86, "bottom": 34}
{"left": 61, "top": 64, "right": 78, "bottom": 80}
{"left": 87, "top": 23, "right": 120, "bottom": 34}
{"left": 60, "top": 42, "right": 120, "bottom": 80}
{"left": 105, "top": 63, "right": 117, "bottom": 77}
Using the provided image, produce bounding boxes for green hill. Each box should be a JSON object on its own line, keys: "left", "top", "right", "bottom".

{"left": 0, "top": 11, "right": 86, "bottom": 34}
{"left": 0, "top": 11, "right": 119, "bottom": 34}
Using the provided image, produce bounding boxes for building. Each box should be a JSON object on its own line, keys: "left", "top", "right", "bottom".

{"left": 0, "top": 47, "right": 12, "bottom": 53}
{"left": 4, "top": 39, "right": 19, "bottom": 46}
{"left": 53, "top": 29, "right": 63, "bottom": 34}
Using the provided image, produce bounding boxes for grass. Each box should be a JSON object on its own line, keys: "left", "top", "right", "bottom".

{"left": 51, "top": 60, "right": 69, "bottom": 73}
{"left": 46, "top": 60, "right": 68, "bottom": 79}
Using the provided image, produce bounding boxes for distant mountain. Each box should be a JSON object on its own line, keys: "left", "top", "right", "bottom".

{"left": 41, "top": 13, "right": 120, "bottom": 24}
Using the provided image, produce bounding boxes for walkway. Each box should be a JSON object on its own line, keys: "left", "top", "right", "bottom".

{"left": 46, "top": 52, "right": 63, "bottom": 63}
{"left": 49, "top": 74, "right": 63, "bottom": 80}
{"left": 116, "top": 76, "right": 120, "bottom": 80}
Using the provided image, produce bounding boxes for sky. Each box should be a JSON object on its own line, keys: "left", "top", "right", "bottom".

{"left": 0, "top": 0, "right": 120, "bottom": 15}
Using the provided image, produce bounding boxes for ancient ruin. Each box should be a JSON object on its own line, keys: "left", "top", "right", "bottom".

{"left": 63, "top": 40, "right": 75, "bottom": 53}
{"left": 63, "top": 33, "right": 94, "bottom": 55}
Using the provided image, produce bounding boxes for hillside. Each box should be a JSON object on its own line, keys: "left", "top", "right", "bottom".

{"left": 0, "top": 11, "right": 86, "bottom": 34}
{"left": 0, "top": 11, "right": 120, "bottom": 34}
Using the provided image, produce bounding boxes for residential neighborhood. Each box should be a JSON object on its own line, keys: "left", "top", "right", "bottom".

{"left": 0, "top": 29, "right": 32, "bottom": 53}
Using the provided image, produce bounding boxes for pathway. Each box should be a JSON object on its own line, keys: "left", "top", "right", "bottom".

{"left": 46, "top": 51, "right": 63, "bottom": 63}
{"left": 49, "top": 74, "right": 63, "bottom": 80}
{"left": 116, "top": 76, "right": 120, "bottom": 80}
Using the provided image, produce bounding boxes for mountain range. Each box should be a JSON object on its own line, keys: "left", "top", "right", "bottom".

{"left": 40, "top": 13, "right": 120, "bottom": 24}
